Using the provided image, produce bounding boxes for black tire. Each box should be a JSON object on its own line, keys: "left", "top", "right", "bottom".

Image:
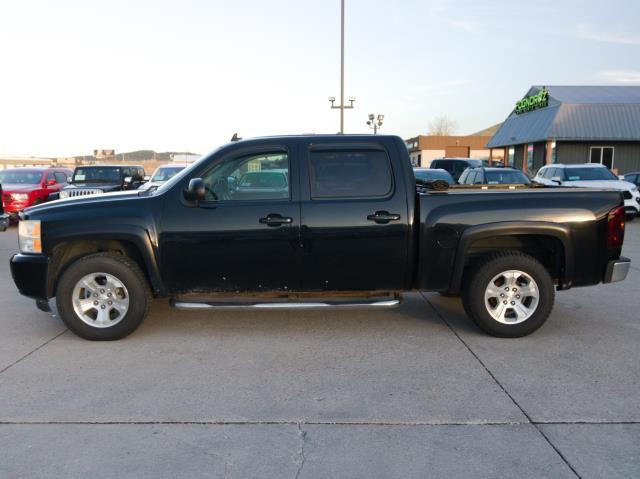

{"left": 461, "top": 252, "right": 555, "bottom": 338}
{"left": 56, "top": 253, "right": 152, "bottom": 340}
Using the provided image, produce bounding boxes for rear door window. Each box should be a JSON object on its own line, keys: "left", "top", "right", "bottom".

{"left": 309, "top": 149, "right": 392, "bottom": 199}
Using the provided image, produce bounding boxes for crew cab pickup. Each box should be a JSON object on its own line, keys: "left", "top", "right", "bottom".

{"left": 10, "top": 135, "right": 631, "bottom": 340}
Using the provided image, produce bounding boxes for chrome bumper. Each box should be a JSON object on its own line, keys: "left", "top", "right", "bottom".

{"left": 604, "top": 257, "right": 631, "bottom": 283}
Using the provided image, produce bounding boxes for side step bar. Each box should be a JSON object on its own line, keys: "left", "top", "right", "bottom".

{"left": 170, "top": 294, "right": 402, "bottom": 311}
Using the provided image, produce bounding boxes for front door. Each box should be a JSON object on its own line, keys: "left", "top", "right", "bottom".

{"left": 159, "top": 144, "right": 300, "bottom": 294}
{"left": 299, "top": 140, "right": 410, "bottom": 291}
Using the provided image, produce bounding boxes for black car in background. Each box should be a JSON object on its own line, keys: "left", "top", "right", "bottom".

{"left": 430, "top": 158, "right": 483, "bottom": 182}
{"left": 59, "top": 165, "right": 146, "bottom": 199}
{"left": 458, "top": 167, "right": 531, "bottom": 185}
{"left": 413, "top": 167, "right": 455, "bottom": 185}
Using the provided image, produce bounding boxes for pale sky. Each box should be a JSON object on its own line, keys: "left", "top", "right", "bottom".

{"left": 1, "top": 0, "right": 639, "bottom": 157}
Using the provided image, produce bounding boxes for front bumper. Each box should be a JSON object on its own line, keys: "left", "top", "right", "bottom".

{"left": 603, "top": 257, "right": 631, "bottom": 283}
{"left": 0, "top": 214, "right": 9, "bottom": 231}
{"left": 10, "top": 254, "right": 49, "bottom": 300}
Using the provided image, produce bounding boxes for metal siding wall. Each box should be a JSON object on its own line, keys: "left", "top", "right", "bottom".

{"left": 558, "top": 141, "right": 640, "bottom": 172}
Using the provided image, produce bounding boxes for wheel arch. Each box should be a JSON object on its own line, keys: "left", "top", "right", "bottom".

{"left": 449, "top": 221, "right": 573, "bottom": 294}
{"left": 46, "top": 229, "right": 164, "bottom": 298}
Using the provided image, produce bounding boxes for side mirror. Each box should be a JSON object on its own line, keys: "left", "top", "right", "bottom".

{"left": 46, "top": 179, "right": 57, "bottom": 186}
{"left": 124, "top": 176, "right": 133, "bottom": 184}
{"left": 144, "top": 175, "right": 151, "bottom": 182}
{"left": 551, "top": 176, "right": 562, "bottom": 184}
{"left": 185, "top": 178, "right": 206, "bottom": 202}
{"left": 619, "top": 175, "right": 626, "bottom": 181}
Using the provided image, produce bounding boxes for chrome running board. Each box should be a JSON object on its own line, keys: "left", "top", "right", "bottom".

{"left": 170, "top": 295, "right": 402, "bottom": 311}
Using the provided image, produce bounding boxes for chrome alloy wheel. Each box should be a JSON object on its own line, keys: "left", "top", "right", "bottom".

{"left": 484, "top": 270, "right": 539, "bottom": 325}
{"left": 71, "top": 272, "right": 130, "bottom": 328}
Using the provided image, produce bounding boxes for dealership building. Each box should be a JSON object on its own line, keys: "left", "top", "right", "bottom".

{"left": 487, "top": 85, "right": 640, "bottom": 175}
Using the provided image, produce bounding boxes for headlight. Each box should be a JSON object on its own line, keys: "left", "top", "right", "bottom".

{"left": 11, "top": 193, "right": 29, "bottom": 201}
{"left": 59, "top": 190, "right": 69, "bottom": 199}
{"left": 18, "top": 220, "right": 42, "bottom": 254}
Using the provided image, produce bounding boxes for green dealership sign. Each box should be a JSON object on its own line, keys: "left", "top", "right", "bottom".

{"left": 515, "top": 87, "right": 549, "bottom": 115}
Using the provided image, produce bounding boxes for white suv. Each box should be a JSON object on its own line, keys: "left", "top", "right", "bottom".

{"left": 535, "top": 163, "right": 640, "bottom": 219}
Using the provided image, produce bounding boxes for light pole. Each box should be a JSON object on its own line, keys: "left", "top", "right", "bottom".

{"left": 367, "top": 113, "right": 384, "bottom": 134}
{"left": 329, "top": 0, "right": 354, "bottom": 134}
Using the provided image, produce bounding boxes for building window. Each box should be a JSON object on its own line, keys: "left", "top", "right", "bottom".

{"left": 507, "top": 146, "right": 515, "bottom": 167}
{"left": 589, "top": 147, "right": 614, "bottom": 169}
{"left": 551, "top": 141, "right": 557, "bottom": 163}
{"left": 526, "top": 144, "right": 534, "bottom": 175}
{"left": 417, "top": 154, "right": 421, "bottom": 166}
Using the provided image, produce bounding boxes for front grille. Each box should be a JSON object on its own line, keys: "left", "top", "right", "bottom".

{"left": 622, "top": 191, "right": 632, "bottom": 200}
{"left": 65, "top": 189, "right": 103, "bottom": 198}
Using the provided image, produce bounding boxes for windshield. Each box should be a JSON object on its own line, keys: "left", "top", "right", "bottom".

{"left": 151, "top": 166, "right": 185, "bottom": 182}
{"left": 0, "top": 170, "right": 43, "bottom": 184}
{"left": 414, "top": 169, "right": 454, "bottom": 183}
{"left": 154, "top": 145, "right": 226, "bottom": 195}
{"left": 73, "top": 167, "right": 122, "bottom": 183}
{"left": 564, "top": 167, "right": 617, "bottom": 181}
{"left": 485, "top": 170, "right": 530, "bottom": 184}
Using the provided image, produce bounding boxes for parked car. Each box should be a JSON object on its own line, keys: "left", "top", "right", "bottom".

{"left": 0, "top": 184, "right": 9, "bottom": 231}
{"left": 138, "top": 165, "right": 187, "bottom": 192}
{"left": 413, "top": 167, "right": 455, "bottom": 185}
{"left": 458, "top": 167, "right": 531, "bottom": 185}
{"left": 624, "top": 172, "right": 640, "bottom": 188}
{"left": 11, "top": 135, "right": 630, "bottom": 341}
{"left": 535, "top": 164, "right": 640, "bottom": 219}
{"left": 0, "top": 167, "right": 72, "bottom": 220}
{"left": 430, "top": 158, "right": 483, "bottom": 182}
{"left": 59, "top": 165, "right": 146, "bottom": 199}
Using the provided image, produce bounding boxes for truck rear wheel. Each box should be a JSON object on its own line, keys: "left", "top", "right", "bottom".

{"left": 56, "top": 253, "right": 151, "bottom": 340}
{"left": 461, "top": 252, "right": 555, "bottom": 337}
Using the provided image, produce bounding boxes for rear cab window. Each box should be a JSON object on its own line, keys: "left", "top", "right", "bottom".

{"left": 308, "top": 148, "right": 393, "bottom": 199}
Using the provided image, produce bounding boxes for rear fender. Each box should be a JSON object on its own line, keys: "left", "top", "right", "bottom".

{"left": 449, "top": 221, "right": 574, "bottom": 294}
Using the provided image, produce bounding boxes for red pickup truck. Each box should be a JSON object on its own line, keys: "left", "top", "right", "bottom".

{"left": 0, "top": 167, "right": 72, "bottom": 220}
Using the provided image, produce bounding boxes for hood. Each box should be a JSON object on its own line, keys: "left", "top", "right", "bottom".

{"left": 23, "top": 190, "right": 142, "bottom": 218}
{"left": 563, "top": 180, "right": 637, "bottom": 191}
{"left": 63, "top": 182, "right": 122, "bottom": 191}
{"left": 0, "top": 183, "right": 40, "bottom": 193}
{"left": 138, "top": 181, "right": 163, "bottom": 191}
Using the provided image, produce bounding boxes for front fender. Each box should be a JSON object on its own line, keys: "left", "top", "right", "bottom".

{"left": 45, "top": 224, "right": 164, "bottom": 297}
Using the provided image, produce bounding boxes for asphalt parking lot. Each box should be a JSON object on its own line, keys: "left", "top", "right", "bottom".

{"left": 1, "top": 223, "right": 639, "bottom": 478}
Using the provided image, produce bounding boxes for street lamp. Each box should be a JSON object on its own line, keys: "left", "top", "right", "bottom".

{"left": 328, "top": 0, "right": 355, "bottom": 134}
{"left": 367, "top": 113, "right": 384, "bottom": 134}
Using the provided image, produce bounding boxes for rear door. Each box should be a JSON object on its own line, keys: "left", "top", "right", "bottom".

{"left": 299, "top": 140, "right": 410, "bottom": 291}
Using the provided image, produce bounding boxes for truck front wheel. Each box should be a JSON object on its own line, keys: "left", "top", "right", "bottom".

{"left": 461, "top": 252, "right": 555, "bottom": 338}
{"left": 56, "top": 253, "right": 152, "bottom": 340}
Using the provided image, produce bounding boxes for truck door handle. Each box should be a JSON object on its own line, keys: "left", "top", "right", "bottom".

{"left": 259, "top": 214, "right": 293, "bottom": 227}
{"left": 367, "top": 211, "right": 401, "bottom": 224}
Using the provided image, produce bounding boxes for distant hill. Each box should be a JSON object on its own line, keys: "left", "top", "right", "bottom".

{"left": 113, "top": 150, "right": 200, "bottom": 162}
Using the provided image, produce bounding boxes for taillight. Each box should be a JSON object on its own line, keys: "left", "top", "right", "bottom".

{"left": 607, "top": 206, "right": 626, "bottom": 249}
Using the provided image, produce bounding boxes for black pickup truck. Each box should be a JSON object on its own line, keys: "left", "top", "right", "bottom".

{"left": 10, "top": 135, "right": 631, "bottom": 340}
